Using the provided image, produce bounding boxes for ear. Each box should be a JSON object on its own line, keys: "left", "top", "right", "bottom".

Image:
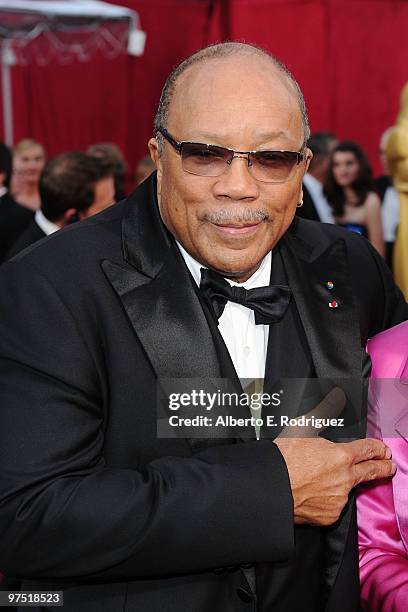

{"left": 304, "top": 147, "right": 313, "bottom": 173}
{"left": 148, "top": 137, "right": 162, "bottom": 203}
{"left": 61, "top": 208, "right": 78, "bottom": 226}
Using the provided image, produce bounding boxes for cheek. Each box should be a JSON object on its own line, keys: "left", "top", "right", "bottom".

{"left": 271, "top": 183, "right": 302, "bottom": 215}
{"left": 158, "top": 172, "right": 198, "bottom": 239}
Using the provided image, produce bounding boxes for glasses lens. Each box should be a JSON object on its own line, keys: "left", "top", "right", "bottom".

{"left": 180, "top": 143, "right": 230, "bottom": 176}
{"left": 251, "top": 151, "right": 300, "bottom": 183}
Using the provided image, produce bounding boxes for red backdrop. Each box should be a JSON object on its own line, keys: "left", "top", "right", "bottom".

{"left": 1, "top": 0, "right": 407, "bottom": 181}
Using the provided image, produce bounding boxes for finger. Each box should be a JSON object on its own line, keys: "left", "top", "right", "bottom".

{"left": 353, "top": 459, "right": 396, "bottom": 486}
{"left": 347, "top": 438, "right": 392, "bottom": 463}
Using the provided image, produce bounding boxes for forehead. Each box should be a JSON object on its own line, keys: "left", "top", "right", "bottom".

{"left": 168, "top": 55, "right": 303, "bottom": 148}
{"left": 17, "top": 146, "right": 45, "bottom": 159}
{"left": 333, "top": 151, "right": 358, "bottom": 162}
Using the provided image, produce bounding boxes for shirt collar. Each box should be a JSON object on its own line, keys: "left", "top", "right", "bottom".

{"left": 0, "top": 186, "right": 7, "bottom": 198}
{"left": 177, "top": 241, "right": 272, "bottom": 289}
{"left": 35, "top": 209, "right": 60, "bottom": 236}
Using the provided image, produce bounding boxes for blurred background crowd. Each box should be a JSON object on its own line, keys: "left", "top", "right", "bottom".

{"left": 0, "top": 126, "right": 402, "bottom": 270}
{"left": 0, "top": 0, "right": 408, "bottom": 289}
{"left": 0, "top": 137, "right": 155, "bottom": 261}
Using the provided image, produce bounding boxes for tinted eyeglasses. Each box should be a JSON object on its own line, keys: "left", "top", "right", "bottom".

{"left": 157, "top": 127, "right": 306, "bottom": 184}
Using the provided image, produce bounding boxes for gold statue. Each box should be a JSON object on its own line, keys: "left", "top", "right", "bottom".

{"left": 387, "top": 82, "right": 408, "bottom": 298}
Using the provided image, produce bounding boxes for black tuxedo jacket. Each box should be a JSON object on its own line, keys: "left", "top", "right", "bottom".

{"left": 296, "top": 182, "right": 321, "bottom": 222}
{"left": 0, "top": 192, "right": 33, "bottom": 263}
{"left": 6, "top": 219, "right": 46, "bottom": 259}
{"left": 0, "top": 174, "right": 406, "bottom": 612}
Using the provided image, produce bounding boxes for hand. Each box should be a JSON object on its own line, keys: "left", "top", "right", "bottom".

{"left": 275, "top": 436, "right": 395, "bottom": 526}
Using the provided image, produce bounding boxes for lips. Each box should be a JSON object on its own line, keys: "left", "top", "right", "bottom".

{"left": 212, "top": 221, "right": 262, "bottom": 236}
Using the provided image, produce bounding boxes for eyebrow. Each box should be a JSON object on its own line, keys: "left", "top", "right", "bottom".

{"left": 186, "top": 130, "right": 290, "bottom": 144}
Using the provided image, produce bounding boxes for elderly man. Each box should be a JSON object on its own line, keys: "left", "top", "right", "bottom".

{"left": 0, "top": 43, "right": 406, "bottom": 612}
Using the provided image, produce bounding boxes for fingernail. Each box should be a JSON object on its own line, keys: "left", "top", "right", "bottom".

{"left": 385, "top": 447, "right": 392, "bottom": 459}
{"left": 392, "top": 462, "right": 397, "bottom": 474}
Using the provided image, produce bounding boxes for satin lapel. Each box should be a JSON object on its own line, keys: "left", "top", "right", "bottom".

{"left": 100, "top": 175, "right": 246, "bottom": 450}
{"left": 280, "top": 223, "right": 363, "bottom": 603}
{"left": 280, "top": 230, "right": 361, "bottom": 379}
{"left": 101, "top": 249, "right": 221, "bottom": 380}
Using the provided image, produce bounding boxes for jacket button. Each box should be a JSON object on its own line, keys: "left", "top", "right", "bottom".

{"left": 236, "top": 587, "right": 253, "bottom": 603}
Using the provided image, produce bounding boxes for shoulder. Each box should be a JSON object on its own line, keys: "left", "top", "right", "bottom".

{"left": 0, "top": 193, "right": 32, "bottom": 218}
{"left": 7, "top": 221, "right": 45, "bottom": 257}
{"left": 368, "top": 321, "right": 408, "bottom": 378}
{"left": 7, "top": 200, "right": 125, "bottom": 271}
{"left": 293, "top": 215, "right": 372, "bottom": 250}
{"left": 364, "top": 191, "right": 381, "bottom": 213}
{"left": 1, "top": 200, "right": 128, "bottom": 304}
{"left": 290, "top": 217, "right": 384, "bottom": 283}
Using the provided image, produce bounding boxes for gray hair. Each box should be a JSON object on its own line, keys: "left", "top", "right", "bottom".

{"left": 153, "top": 42, "right": 310, "bottom": 154}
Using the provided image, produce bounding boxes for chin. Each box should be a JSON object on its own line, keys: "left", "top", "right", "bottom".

{"left": 207, "top": 253, "right": 264, "bottom": 280}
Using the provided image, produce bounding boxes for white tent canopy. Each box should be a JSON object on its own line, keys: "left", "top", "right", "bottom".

{"left": 0, "top": 1, "right": 138, "bottom": 20}
{"left": 0, "top": 0, "right": 146, "bottom": 144}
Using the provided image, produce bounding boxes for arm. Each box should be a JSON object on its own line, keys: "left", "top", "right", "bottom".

{"left": 0, "top": 258, "right": 294, "bottom": 581}
{"left": 365, "top": 192, "right": 385, "bottom": 258}
{"left": 357, "top": 461, "right": 408, "bottom": 611}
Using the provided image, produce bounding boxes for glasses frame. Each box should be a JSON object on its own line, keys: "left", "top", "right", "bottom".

{"left": 156, "top": 126, "right": 307, "bottom": 183}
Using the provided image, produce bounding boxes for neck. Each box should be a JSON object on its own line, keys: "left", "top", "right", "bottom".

{"left": 222, "top": 268, "right": 260, "bottom": 283}
{"left": 344, "top": 187, "right": 357, "bottom": 204}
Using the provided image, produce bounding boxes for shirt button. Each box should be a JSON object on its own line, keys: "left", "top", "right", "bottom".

{"left": 243, "top": 345, "right": 251, "bottom": 356}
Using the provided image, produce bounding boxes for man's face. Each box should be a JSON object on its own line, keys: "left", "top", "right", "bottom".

{"left": 80, "top": 176, "right": 115, "bottom": 219}
{"left": 149, "top": 55, "right": 310, "bottom": 281}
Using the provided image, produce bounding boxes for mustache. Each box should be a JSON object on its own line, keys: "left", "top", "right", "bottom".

{"left": 203, "top": 208, "right": 270, "bottom": 224}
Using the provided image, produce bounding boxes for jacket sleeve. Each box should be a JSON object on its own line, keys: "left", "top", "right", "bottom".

{"left": 358, "top": 477, "right": 408, "bottom": 612}
{"left": 0, "top": 258, "right": 294, "bottom": 581}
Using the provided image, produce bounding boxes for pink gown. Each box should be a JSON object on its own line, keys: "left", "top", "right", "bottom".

{"left": 357, "top": 320, "right": 408, "bottom": 611}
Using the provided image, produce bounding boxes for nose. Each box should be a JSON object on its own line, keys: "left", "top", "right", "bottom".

{"left": 212, "top": 156, "right": 260, "bottom": 201}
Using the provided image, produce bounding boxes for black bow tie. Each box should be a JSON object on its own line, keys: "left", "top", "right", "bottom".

{"left": 199, "top": 267, "right": 291, "bottom": 325}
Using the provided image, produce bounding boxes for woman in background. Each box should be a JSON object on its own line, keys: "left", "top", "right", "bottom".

{"left": 357, "top": 320, "right": 408, "bottom": 610}
{"left": 11, "top": 138, "right": 46, "bottom": 211}
{"left": 324, "top": 140, "right": 385, "bottom": 257}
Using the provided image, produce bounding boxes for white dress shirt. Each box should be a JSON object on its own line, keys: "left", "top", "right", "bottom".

{"left": 382, "top": 186, "right": 400, "bottom": 242}
{"left": 178, "top": 244, "right": 272, "bottom": 439}
{"left": 303, "top": 173, "right": 334, "bottom": 223}
{"left": 177, "top": 243, "right": 271, "bottom": 380}
{"left": 35, "top": 209, "right": 59, "bottom": 236}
